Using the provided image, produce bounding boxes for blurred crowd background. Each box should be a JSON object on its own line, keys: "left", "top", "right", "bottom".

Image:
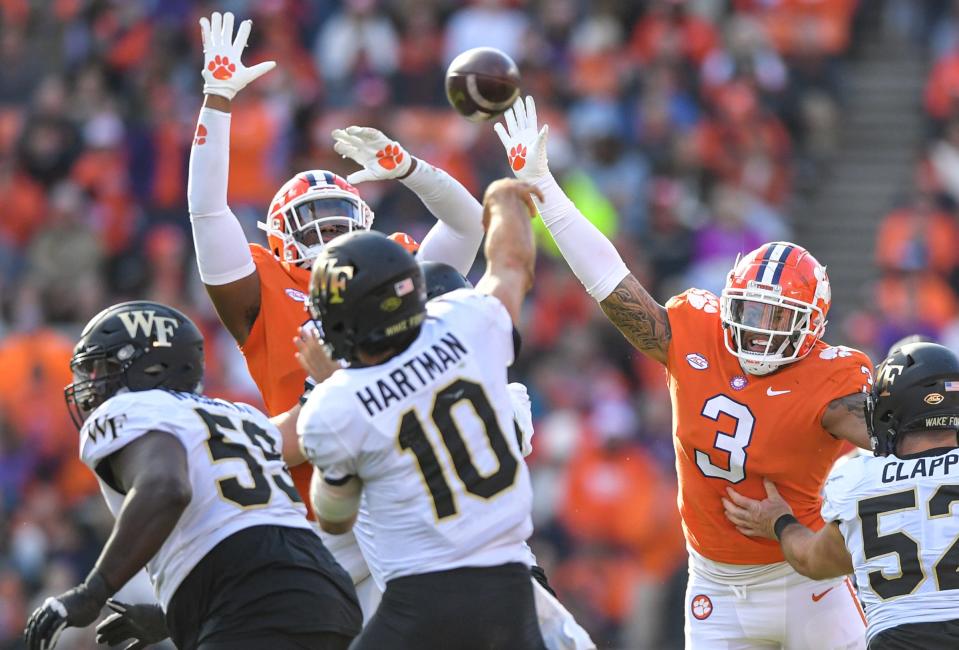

{"left": 2, "top": 0, "right": 957, "bottom": 648}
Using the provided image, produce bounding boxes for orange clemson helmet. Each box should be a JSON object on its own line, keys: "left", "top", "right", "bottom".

{"left": 258, "top": 170, "right": 374, "bottom": 266}
{"left": 719, "top": 241, "right": 831, "bottom": 376}
{"left": 388, "top": 232, "right": 420, "bottom": 254}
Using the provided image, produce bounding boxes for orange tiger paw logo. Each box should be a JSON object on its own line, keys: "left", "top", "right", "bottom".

{"left": 509, "top": 144, "right": 527, "bottom": 171}
{"left": 376, "top": 144, "right": 404, "bottom": 170}
{"left": 208, "top": 55, "right": 236, "bottom": 80}
{"left": 194, "top": 124, "right": 207, "bottom": 146}
{"left": 691, "top": 594, "right": 713, "bottom": 620}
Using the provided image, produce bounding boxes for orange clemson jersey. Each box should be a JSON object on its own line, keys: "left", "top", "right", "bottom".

{"left": 242, "top": 244, "right": 314, "bottom": 510}
{"left": 665, "top": 288, "right": 873, "bottom": 565}
{"left": 243, "top": 245, "right": 313, "bottom": 416}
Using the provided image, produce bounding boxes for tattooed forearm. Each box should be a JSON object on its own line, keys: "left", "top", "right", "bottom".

{"left": 836, "top": 392, "right": 867, "bottom": 421}
{"left": 822, "top": 391, "right": 871, "bottom": 449}
{"left": 599, "top": 274, "right": 671, "bottom": 364}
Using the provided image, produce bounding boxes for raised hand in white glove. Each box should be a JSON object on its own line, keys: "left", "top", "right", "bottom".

{"left": 493, "top": 96, "right": 550, "bottom": 182}
{"left": 331, "top": 126, "right": 414, "bottom": 185}
{"left": 199, "top": 11, "right": 276, "bottom": 101}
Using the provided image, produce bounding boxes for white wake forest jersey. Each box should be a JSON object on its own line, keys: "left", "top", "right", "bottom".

{"left": 822, "top": 448, "right": 959, "bottom": 642}
{"left": 79, "top": 389, "right": 311, "bottom": 607}
{"left": 299, "top": 289, "right": 534, "bottom": 583}
{"left": 300, "top": 376, "right": 536, "bottom": 592}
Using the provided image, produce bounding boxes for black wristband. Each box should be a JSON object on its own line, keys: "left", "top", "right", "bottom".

{"left": 83, "top": 569, "right": 116, "bottom": 605}
{"left": 773, "top": 514, "right": 799, "bottom": 540}
{"left": 396, "top": 156, "right": 418, "bottom": 180}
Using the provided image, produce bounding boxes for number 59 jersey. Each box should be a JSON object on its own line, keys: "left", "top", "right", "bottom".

{"left": 665, "top": 289, "right": 872, "bottom": 565}
{"left": 79, "top": 389, "right": 311, "bottom": 607}
{"left": 299, "top": 290, "right": 533, "bottom": 583}
{"left": 822, "top": 450, "right": 959, "bottom": 643}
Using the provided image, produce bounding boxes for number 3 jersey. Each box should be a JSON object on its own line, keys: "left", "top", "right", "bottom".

{"left": 665, "top": 289, "right": 872, "bottom": 565}
{"left": 79, "top": 389, "right": 311, "bottom": 607}
{"left": 822, "top": 449, "right": 959, "bottom": 642}
{"left": 298, "top": 289, "right": 533, "bottom": 584}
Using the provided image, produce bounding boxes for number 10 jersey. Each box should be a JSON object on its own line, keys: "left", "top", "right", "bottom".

{"left": 79, "top": 389, "right": 311, "bottom": 607}
{"left": 298, "top": 289, "right": 533, "bottom": 583}
{"left": 665, "top": 289, "right": 872, "bottom": 565}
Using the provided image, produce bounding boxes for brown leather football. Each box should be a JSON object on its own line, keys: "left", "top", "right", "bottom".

{"left": 445, "top": 47, "right": 521, "bottom": 122}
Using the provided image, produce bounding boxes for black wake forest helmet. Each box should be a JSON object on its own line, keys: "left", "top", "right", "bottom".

{"left": 867, "top": 342, "right": 959, "bottom": 456}
{"left": 420, "top": 260, "right": 472, "bottom": 300}
{"left": 307, "top": 231, "right": 426, "bottom": 363}
{"left": 65, "top": 301, "right": 204, "bottom": 429}
{"left": 886, "top": 333, "right": 934, "bottom": 357}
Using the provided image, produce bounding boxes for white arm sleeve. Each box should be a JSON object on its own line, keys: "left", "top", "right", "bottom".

{"left": 188, "top": 108, "right": 255, "bottom": 286}
{"left": 533, "top": 173, "right": 629, "bottom": 301}
{"left": 401, "top": 160, "right": 484, "bottom": 276}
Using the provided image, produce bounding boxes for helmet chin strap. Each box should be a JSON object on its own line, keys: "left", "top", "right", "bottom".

{"left": 729, "top": 326, "right": 792, "bottom": 376}
{"left": 293, "top": 242, "right": 325, "bottom": 268}
{"left": 738, "top": 356, "right": 778, "bottom": 376}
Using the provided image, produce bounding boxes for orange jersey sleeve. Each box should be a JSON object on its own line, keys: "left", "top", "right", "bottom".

{"left": 242, "top": 245, "right": 315, "bottom": 515}
{"left": 664, "top": 289, "right": 873, "bottom": 564}
{"left": 242, "top": 245, "right": 313, "bottom": 416}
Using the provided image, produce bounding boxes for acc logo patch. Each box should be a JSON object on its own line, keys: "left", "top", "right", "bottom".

{"left": 691, "top": 594, "right": 713, "bottom": 620}
{"left": 686, "top": 353, "right": 709, "bottom": 370}
{"left": 381, "top": 296, "right": 402, "bottom": 312}
{"left": 925, "top": 393, "right": 945, "bottom": 405}
{"left": 285, "top": 288, "right": 308, "bottom": 303}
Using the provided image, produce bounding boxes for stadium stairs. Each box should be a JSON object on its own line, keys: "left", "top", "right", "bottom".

{"left": 793, "top": 7, "right": 927, "bottom": 322}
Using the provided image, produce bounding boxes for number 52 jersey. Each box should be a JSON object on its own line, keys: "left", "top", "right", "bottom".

{"left": 79, "top": 389, "right": 311, "bottom": 607}
{"left": 299, "top": 290, "right": 533, "bottom": 583}
{"left": 822, "top": 449, "right": 959, "bottom": 643}
{"left": 665, "top": 289, "right": 872, "bottom": 565}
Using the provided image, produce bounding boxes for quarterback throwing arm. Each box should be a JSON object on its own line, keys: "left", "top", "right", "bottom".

{"left": 493, "top": 95, "right": 872, "bottom": 446}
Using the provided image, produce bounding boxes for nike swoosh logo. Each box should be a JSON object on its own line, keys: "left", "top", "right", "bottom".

{"left": 766, "top": 388, "right": 791, "bottom": 396}
{"left": 811, "top": 587, "right": 834, "bottom": 602}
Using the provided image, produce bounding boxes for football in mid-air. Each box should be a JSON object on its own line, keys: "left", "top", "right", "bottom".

{"left": 445, "top": 47, "right": 521, "bottom": 122}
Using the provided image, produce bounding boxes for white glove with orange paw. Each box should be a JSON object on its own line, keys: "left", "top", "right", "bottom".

{"left": 199, "top": 11, "right": 276, "bottom": 100}
{"left": 493, "top": 96, "right": 550, "bottom": 182}
{"left": 331, "top": 126, "right": 413, "bottom": 184}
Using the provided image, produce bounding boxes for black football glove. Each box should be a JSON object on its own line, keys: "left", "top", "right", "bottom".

{"left": 95, "top": 599, "right": 169, "bottom": 650}
{"left": 24, "top": 571, "right": 112, "bottom": 650}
